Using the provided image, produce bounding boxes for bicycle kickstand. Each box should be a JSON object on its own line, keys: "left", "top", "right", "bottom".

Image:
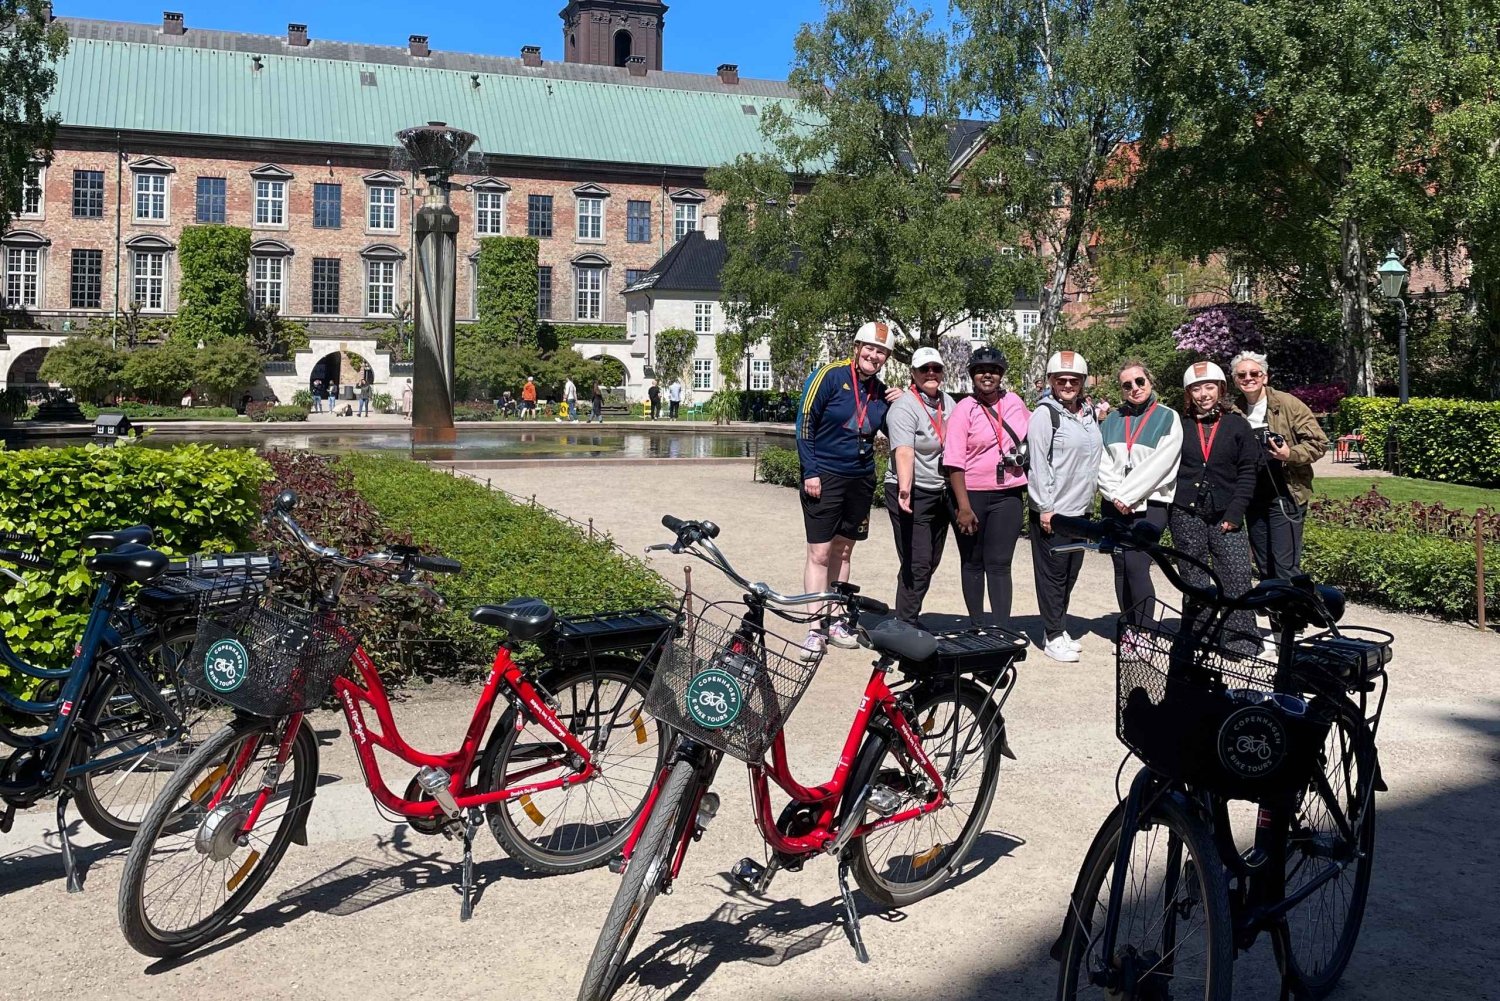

{"left": 56, "top": 790, "right": 83, "bottom": 893}
{"left": 835, "top": 855, "right": 869, "bottom": 964}
{"left": 458, "top": 808, "right": 482, "bottom": 922}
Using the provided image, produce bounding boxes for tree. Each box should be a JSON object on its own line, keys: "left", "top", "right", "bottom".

{"left": 0, "top": 4, "right": 67, "bottom": 237}
{"left": 475, "top": 237, "right": 541, "bottom": 349}
{"left": 651, "top": 328, "right": 696, "bottom": 386}
{"left": 176, "top": 225, "right": 251, "bottom": 344}
{"left": 363, "top": 301, "right": 412, "bottom": 362}
{"left": 120, "top": 342, "right": 196, "bottom": 404}
{"left": 249, "top": 306, "right": 309, "bottom": 361}
{"left": 709, "top": 0, "right": 1032, "bottom": 362}
{"left": 953, "top": 0, "right": 1146, "bottom": 387}
{"left": 194, "top": 339, "right": 263, "bottom": 405}
{"left": 37, "top": 337, "right": 123, "bottom": 404}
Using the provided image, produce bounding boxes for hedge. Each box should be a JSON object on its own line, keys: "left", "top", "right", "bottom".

{"left": 0, "top": 444, "right": 271, "bottom": 693}
{"left": 81, "top": 403, "right": 240, "bottom": 420}
{"left": 756, "top": 444, "right": 889, "bottom": 506}
{"left": 1302, "top": 521, "right": 1496, "bottom": 620}
{"left": 1335, "top": 396, "right": 1500, "bottom": 486}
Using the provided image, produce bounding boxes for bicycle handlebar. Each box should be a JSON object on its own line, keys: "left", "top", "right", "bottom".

{"left": 0, "top": 530, "right": 38, "bottom": 547}
{"left": 0, "top": 548, "right": 53, "bottom": 571}
{"left": 267, "top": 490, "right": 461, "bottom": 580}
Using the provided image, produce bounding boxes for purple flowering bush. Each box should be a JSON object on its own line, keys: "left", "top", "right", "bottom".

{"left": 1172, "top": 304, "right": 1267, "bottom": 362}
{"left": 1286, "top": 382, "right": 1348, "bottom": 414}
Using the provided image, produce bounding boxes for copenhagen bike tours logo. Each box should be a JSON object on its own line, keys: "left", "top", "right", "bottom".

{"left": 203, "top": 637, "right": 252, "bottom": 694}
{"left": 685, "top": 667, "right": 744, "bottom": 730}
{"left": 1217, "top": 705, "right": 1289, "bottom": 778}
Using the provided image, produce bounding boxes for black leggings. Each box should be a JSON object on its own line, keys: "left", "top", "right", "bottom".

{"left": 954, "top": 487, "right": 1024, "bottom": 627}
{"left": 1105, "top": 502, "right": 1170, "bottom": 627}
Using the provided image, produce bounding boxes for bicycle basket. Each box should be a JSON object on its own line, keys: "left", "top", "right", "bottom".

{"left": 1116, "top": 599, "right": 1331, "bottom": 800}
{"left": 186, "top": 580, "right": 356, "bottom": 717}
{"left": 644, "top": 601, "right": 816, "bottom": 763}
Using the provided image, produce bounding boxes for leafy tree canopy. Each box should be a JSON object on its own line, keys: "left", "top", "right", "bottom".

{"left": 0, "top": 3, "right": 66, "bottom": 237}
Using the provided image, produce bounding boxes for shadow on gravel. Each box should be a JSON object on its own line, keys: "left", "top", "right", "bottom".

{"left": 913, "top": 611, "right": 1117, "bottom": 648}
{"left": 0, "top": 823, "right": 116, "bottom": 895}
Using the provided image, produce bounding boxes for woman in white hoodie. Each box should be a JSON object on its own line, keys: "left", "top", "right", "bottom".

{"left": 1096, "top": 360, "right": 1183, "bottom": 628}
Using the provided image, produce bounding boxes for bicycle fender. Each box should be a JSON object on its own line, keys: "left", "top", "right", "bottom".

{"left": 290, "top": 719, "right": 320, "bottom": 846}
{"left": 911, "top": 678, "right": 1016, "bottom": 759}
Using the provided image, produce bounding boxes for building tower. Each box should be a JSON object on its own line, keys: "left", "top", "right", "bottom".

{"left": 560, "top": 0, "right": 666, "bottom": 71}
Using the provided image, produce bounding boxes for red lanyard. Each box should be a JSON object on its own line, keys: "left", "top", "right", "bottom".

{"left": 976, "top": 399, "right": 1009, "bottom": 449}
{"left": 910, "top": 386, "right": 944, "bottom": 441}
{"left": 849, "top": 360, "right": 869, "bottom": 432}
{"left": 1123, "top": 402, "right": 1158, "bottom": 459}
{"left": 1196, "top": 417, "right": 1221, "bottom": 462}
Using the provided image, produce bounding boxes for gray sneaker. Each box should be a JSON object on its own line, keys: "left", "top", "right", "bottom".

{"left": 799, "top": 630, "right": 827, "bottom": 662}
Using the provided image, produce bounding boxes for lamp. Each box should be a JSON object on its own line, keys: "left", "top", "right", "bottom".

{"left": 1376, "top": 249, "right": 1410, "bottom": 405}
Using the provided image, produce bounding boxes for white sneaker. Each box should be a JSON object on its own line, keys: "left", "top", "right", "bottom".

{"left": 1062, "top": 631, "right": 1084, "bottom": 653}
{"left": 799, "top": 630, "right": 827, "bottom": 662}
{"left": 1044, "top": 636, "right": 1081, "bottom": 663}
{"left": 827, "top": 621, "right": 859, "bottom": 649}
{"left": 1258, "top": 638, "right": 1279, "bottom": 662}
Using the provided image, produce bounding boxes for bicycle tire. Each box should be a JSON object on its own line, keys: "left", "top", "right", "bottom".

{"left": 1056, "top": 792, "right": 1234, "bottom": 1001}
{"left": 577, "top": 757, "right": 696, "bottom": 1001}
{"left": 847, "top": 683, "right": 1004, "bottom": 908}
{"left": 481, "top": 658, "right": 664, "bottom": 875}
{"left": 72, "top": 626, "right": 224, "bottom": 842}
{"left": 1276, "top": 698, "right": 1377, "bottom": 999}
{"left": 118, "top": 715, "right": 317, "bottom": 958}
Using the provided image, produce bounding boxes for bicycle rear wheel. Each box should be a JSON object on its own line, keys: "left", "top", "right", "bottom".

{"left": 482, "top": 659, "right": 664, "bottom": 874}
{"left": 1056, "top": 792, "right": 1233, "bottom": 1001}
{"left": 847, "top": 684, "right": 1004, "bottom": 908}
{"left": 577, "top": 757, "right": 696, "bottom": 1001}
{"left": 117, "top": 716, "right": 316, "bottom": 958}
{"left": 1276, "top": 699, "right": 1377, "bottom": 998}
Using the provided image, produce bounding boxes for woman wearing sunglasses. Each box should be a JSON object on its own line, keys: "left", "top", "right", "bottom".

{"left": 1097, "top": 361, "right": 1183, "bottom": 628}
{"left": 884, "top": 346, "right": 958, "bottom": 625}
{"left": 1027, "top": 351, "right": 1104, "bottom": 662}
{"left": 1230, "top": 350, "right": 1329, "bottom": 579}
{"left": 943, "top": 345, "right": 1030, "bottom": 628}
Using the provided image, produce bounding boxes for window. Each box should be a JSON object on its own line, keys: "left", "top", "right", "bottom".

{"left": 1108, "top": 285, "right": 1131, "bottom": 312}
{"left": 313, "top": 183, "right": 342, "bottom": 228}
{"left": 368, "top": 185, "right": 397, "bottom": 231}
{"left": 132, "top": 251, "right": 166, "bottom": 310}
{"left": 4, "top": 247, "right": 40, "bottom": 307}
{"left": 70, "top": 249, "right": 102, "bottom": 308}
{"left": 624, "top": 268, "right": 648, "bottom": 287}
{"left": 252, "top": 256, "right": 284, "bottom": 312}
{"left": 750, "top": 359, "right": 772, "bottom": 391}
{"left": 73, "top": 170, "right": 104, "bottom": 218}
{"left": 537, "top": 266, "right": 553, "bottom": 319}
{"left": 20, "top": 166, "right": 42, "bottom": 217}
{"left": 527, "top": 195, "right": 553, "bottom": 238}
{"left": 694, "top": 301, "right": 713, "bottom": 334}
{"left": 311, "top": 258, "right": 341, "bottom": 314}
{"left": 366, "top": 259, "right": 396, "bottom": 315}
{"left": 626, "top": 200, "right": 652, "bottom": 243}
{"left": 193, "top": 177, "right": 226, "bottom": 223}
{"left": 1166, "top": 272, "right": 1186, "bottom": 308}
{"left": 1000, "top": 246, "right": 1016, "bottom": 257}
{"left": 475, "top": 190, "right": 505, "bottom": 235}
{"left": 576, "top": 196, "right": 603, "bottom": 240}
{"left": 692, "top": 357, "right": 713, "bottom": 392}
{"left": 574, "top": 265, "right": 603, "bottom": 320}
{"left": 135, "top": 173, "right": 166, "bottom": 221}
{"left": 970, "top": 314, "right": 993, "bottom": 340}
{"left": 1231, "top": 269, "right": 1251, "bottom": 302}
{"left": 1050, "top": 185, "right": 1067, "bottom": 207}
{"left": 253, "top": 180, "right": 286, "bottom": 226}
{"left": 1016, "top": 310, "right": 1041, "bottom": 341}
{"left": 674, "top": 202, "right": 698, "bottom": 241}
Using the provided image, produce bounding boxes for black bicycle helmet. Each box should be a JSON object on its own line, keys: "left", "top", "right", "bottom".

{"left": 968, "top": 345, "right": 1008, "bottom": 372}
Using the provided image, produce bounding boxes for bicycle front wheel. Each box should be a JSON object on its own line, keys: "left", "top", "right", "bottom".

{"left": 848, "top": 683, "right": 1003, "bottom": 908}
{"left": 482, "top": 659, "right": 663, "bottom": 874}
{"left": 117, "top": 716, "right": 317, "bottom": 958}
{"left": 577, "top": 757, "right": 696, "bottom": 1001}
{"left": 1276, "top": 699, "right": 1377, "bottom": 998}
{"left": 1056, "top": 792, "right": 1233, "bottom": 1001}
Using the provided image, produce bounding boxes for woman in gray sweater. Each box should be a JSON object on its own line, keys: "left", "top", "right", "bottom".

{"left": 1027, "top": 351, "right": 1104, "bottom": 662}
{"left": 884, "top": 347, "right": 957, "bottom": 625}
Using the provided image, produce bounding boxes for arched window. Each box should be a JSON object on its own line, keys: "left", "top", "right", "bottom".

{"left": 613, "top": 29, "right": 633, "bottom": 67}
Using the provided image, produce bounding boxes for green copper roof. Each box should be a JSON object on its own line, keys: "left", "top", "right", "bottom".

{"left": 46, "top": 35, "right": 802, "bottom": 169}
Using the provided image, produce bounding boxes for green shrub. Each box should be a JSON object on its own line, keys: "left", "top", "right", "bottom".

{"left": 1302, "top": 522, "right": 1496, "bottom": 620}
{"left": 0, "top": 444, "right": 272, "bottom": 691}
{"left": 0, "top": 388, "right": 29, "bottom": 421}
{"left": 195, "top": 338, "right": 264, "bottom": 406}
{"left": 177, "top": 225, "right": 251, "bottom": 343}
{"left": 249, "top": 404, "right": 309, "bottom": 423}
{"left": 373, "top": 392, "right": 393, "bottom": 413}
{"left": 344, "top": 455, "right": 673, "bottom": 666}
{"left": 120, "top": 342, "right": 197, "bottom": 404}
{"left": 454, "top": 401, "right": 497, "bottom": 422}
{"left": 542, "top": 322, "right": 628, "bottom": 346}
{"left": 756, "top": 444, "right": 888, "bottom": 506}
{"left": 81, "top": 403, "right": 239, "bottom": 420}
{"left": 37, "top": 336, "right": 124, "bottom": 404}
{"left": 290, "top": 389, "right": 314, "bottom": 409}
{"left": 1336, "top": 396, "right": 1500, "bottom": 486}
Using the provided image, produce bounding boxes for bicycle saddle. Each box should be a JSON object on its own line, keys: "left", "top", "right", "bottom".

{"left": 84, "top": 542, "right": 170, "bottom": 583}
{"left": 470, "top": 597, "right": 556, "bottom": 641}
{"left": 82, "top": 524, "right": 154, "bottom": 549}
{"left": 865, "top": 619, "right": 939, "bottom": 663}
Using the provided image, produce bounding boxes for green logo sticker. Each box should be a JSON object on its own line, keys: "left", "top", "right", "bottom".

{"left": 685, "top": 668, "right": 744, "bottom": 730}
{"left": 204, "top": 638, "right": 250, "bottom": 693}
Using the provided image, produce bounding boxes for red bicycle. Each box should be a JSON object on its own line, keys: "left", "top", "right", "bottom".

{"left": 117, "top": 490, "right": 672, "bottom": 958}
{"left": 576, "top": 516, "right": 1027, "bottom": 1000}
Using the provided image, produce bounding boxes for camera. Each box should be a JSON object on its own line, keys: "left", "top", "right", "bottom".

{"left": 1265, "top": 432, "right": 1287, "bottom": 450}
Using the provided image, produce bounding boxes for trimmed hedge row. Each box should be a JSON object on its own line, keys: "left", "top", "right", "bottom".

{"left": 1335, "top": 396, "right": 1500, "bottom": 487}
{"left": 1301, "top": 522, "right": 1495, "bottom": 620}
{"left": 756, "top": 445, "right": 890, "bottom": 506}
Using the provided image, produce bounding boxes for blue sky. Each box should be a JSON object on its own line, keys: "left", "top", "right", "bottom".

{"left": 53, "top": 1, "right": 843, "bottom": 80}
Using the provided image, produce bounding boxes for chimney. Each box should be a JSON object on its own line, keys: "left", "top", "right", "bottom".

{"left": 288, "top": 23, "right": 309, "bottom": 46}
{"left": 627, "top": 54, "right": 647, "bottom": 77}
{"left": 703, "top": 215, "right": 720, "bottom": 241}
{"left": 522, "top": 45, "right": 542, "bottom": 67}
{"left": 162, "top": 11, "right": 184, "bottom": 35}
{"left": 409, "top": 34, "right": 430, "bottom": 58}
{"left": 717, "top": 63, "right": 739, "bottom": 85}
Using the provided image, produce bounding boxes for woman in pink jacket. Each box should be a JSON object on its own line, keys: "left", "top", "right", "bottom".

{"left": 942, "top": 346, "right": 1030, "bottom": 627}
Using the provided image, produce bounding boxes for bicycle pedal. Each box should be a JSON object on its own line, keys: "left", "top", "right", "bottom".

{"left": 730, "top": 857, "right": 765, "bottom": 891}
{"left": 867, "top": 784, "right": 902, "bottom": 818}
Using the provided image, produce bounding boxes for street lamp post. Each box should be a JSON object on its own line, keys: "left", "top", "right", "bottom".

{"left": 744, "top": 346, "right": 753, "bottom": 421}
{"left": 1377, "top": 249, "right": 1410, "bottom": 405}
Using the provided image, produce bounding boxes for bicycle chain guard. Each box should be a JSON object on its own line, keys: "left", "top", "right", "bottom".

{"left": 402, "top": 772, "right": 456, "bottom": 836}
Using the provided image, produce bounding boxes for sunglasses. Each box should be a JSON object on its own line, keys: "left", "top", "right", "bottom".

{"left": 915, "top": 365, "right": 945, "bottom": 375}
{"left": 1052, "top": 377, "right": 1081, "bottom": 387}
{"left": 1120, "top": 376, "right": 1150, "bottom": 390}
{"left": 1234, "top": 370, "right": 1265, "bottom": 380}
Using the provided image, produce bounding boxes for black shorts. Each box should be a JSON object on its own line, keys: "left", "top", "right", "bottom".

{"left": 801, "top": 472, "right": 875, "bottom": 544}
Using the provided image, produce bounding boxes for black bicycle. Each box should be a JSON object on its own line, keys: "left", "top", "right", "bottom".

{"left": 1048, "top": 515, "right": 1391, "bottom": 1001}
{"left": 1, "top": 524, "right": 271, "bottom": 888}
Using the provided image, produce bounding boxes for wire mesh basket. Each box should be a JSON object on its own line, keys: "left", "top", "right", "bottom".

{"left": 644, "top": 601, "right": 816, "bottom": 763}
{"left": 1116, "top": 599, "right": 1331, "bottom": 800}
{"left": 185, "top": 579, "right": 357, "bottom": 717}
